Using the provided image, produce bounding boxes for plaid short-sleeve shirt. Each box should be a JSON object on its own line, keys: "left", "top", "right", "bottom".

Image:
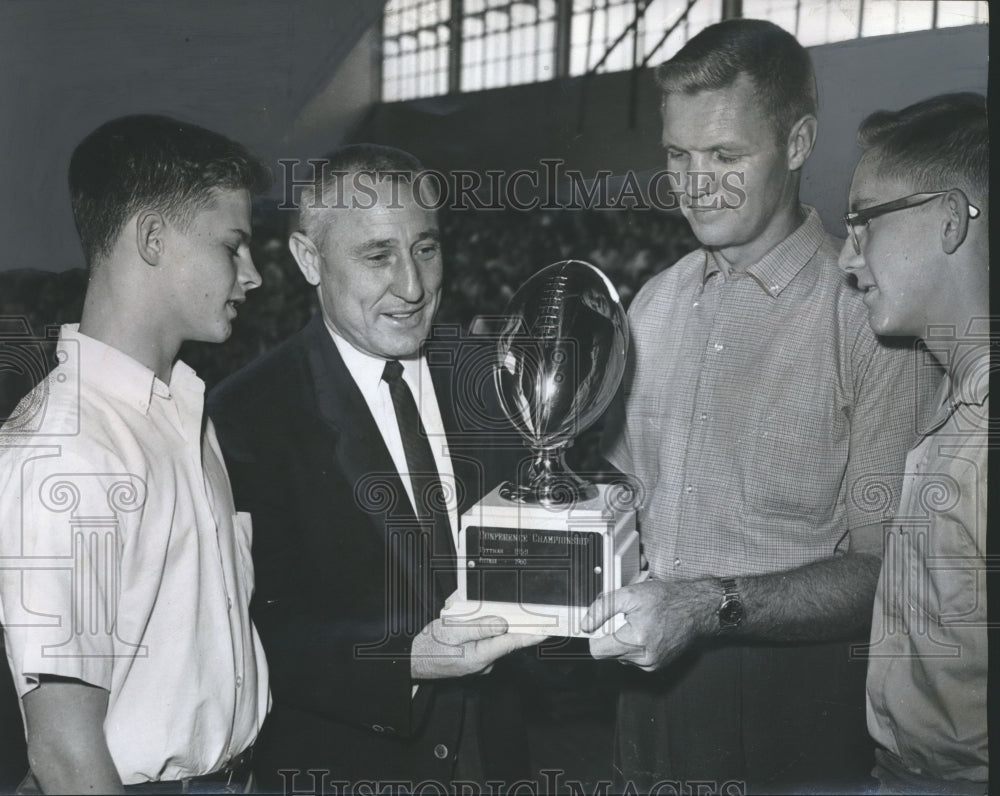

{"left": 603, "top": 207, "right": 937, "bottom": 580}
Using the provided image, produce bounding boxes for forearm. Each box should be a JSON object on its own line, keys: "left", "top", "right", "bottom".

{"left": 22, "top": 678, "right": 124, "bottom": 794}
{"left": 588, "top": 550, "right": 882, "bottom": 669}
{"left": 27, "top": 739, "right": 122, "bottom": 795}
{"left": 723, "top": 552, "right": 882, "bottom": 642}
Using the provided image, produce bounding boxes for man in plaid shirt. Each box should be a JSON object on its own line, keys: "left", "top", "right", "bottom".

{"left": 583, "top": 19, "right": 937, "bottom": 793}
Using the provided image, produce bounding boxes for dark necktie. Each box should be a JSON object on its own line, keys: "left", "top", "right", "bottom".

{"left": 382, "top": 359, "right": 457, "bottom": 610}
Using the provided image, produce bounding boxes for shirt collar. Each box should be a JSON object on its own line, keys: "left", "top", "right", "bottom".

{"left": 953, "top": 348, "right": 990, "bottom": 407}
{"left": 323, "top": 320, "right": 420, "bottom": 395}
{"left": 922, "top": 347, "right": 989, "bottom": 434}
{"left": 702, "top": 205, "right": 825, "bottom": 297}
{"left": 58, "top": 324, "right": 203, "bottom": 415}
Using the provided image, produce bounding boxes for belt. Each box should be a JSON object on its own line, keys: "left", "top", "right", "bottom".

{"left": 123, "top": 746, "right": 255, "bottom": 793}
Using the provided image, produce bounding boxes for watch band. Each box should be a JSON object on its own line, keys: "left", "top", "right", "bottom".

{"left": 718, "top": 576, "right": 744, "bottom": 632}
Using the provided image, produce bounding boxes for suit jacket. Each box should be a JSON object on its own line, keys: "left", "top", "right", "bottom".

{"left": 207, "top": 314, "right": 529, "bottom": 790}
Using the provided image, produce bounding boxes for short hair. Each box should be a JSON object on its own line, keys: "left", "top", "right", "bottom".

{"left": 857, "top": 92, "right": 988, "bottom": 199}
{"left": 296, "top": 144, "right": 426, "bottom": 243}
{"left": 69, "top": 114, "right": 271, "bottom": 268}
{"left": 655, "top": 19, "right": 818, "bottom": 143}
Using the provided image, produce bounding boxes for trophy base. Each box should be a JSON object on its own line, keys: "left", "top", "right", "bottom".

{"left": 498, "top": 478, "right": 598, "bottom": 505}
{"left": 441, "top": 595, "right": 620, "bottom": 638}
{"left": 441, "top": 483, "right": 641, "bottom": 638}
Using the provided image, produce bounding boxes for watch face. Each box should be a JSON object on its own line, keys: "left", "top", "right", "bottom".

{"left": 719, "top": 598, "right": 744, "bottom": 628}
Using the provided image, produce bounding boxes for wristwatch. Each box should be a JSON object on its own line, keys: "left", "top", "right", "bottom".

{"left": 718, "top": 577, "right": 744, "bottom": 632}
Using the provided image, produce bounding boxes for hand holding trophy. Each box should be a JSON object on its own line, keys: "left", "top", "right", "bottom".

{"left": 442, "top": 260, "right": 642, "bottom": 638}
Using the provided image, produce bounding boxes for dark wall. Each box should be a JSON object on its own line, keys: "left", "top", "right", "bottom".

{"left": 0, "top": 0, "right": 381, "bottom": 274}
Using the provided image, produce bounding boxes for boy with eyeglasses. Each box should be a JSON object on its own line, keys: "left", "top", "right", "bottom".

{"left": 839, "top": 92, "right": 988, "bottom": 795}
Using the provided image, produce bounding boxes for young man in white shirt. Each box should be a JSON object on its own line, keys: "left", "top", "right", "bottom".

{"left": 0, "top": 114, "right": 271, "bottom": 793}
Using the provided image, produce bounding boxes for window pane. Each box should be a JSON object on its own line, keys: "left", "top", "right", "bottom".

{"left": 796, "top": 1, "right": 859, "bottom": 45}
{"left": 937, "top": 1, "right": 989, "bottom": 27}
{"left": 382, "top": 0, "right": 450, "bottom": 100}
{"left": 894, "top": 1, "right": 934, "bottom": 32}
{"left": 384, "top": 0, "right": 983, "bottom": 100}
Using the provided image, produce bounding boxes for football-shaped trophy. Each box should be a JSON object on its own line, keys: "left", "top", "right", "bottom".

{"left": 443, "top": 261, "right": 642, "bottom": 637}
{"left": 495, "top": 260, "right": 628, "bottom": 504}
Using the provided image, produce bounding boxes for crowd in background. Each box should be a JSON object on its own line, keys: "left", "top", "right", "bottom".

{"left": 0, "top": 203, "right": 697, "bottom": 400}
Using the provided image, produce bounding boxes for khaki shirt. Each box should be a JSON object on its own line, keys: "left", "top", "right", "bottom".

{"left": 866, "top": 343, "right": 989, "bottom": 784}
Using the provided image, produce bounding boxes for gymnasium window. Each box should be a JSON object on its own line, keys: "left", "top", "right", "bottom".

{"left": 382, "top": 0, "right": 988, "bottom": 101}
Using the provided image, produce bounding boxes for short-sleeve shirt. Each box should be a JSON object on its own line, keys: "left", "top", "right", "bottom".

{"left": 866, "top": 343, "right": 989, "bottom": 784}
{"left": 602, "top": 207, "right": 935, "bottom": 579}
{"left": 0, "top": 325, "right": 269, "bottom": 784}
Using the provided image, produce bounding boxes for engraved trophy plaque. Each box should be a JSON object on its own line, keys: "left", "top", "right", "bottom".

{"left": 442, "top": 260, "right": 641, "bottom": 637}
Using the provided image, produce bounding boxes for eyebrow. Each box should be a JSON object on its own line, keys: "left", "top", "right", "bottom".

{"left": 848, "top": 197, "right": 877, "bottom": 212}
{"left": 350, "top": 238, "right": 396, "bottom": 257}
{"left": 350, "top": 229, "right": 440, "bottom": 256}
{"left": 661, "top": 139, "right": 742, "bottom": 153}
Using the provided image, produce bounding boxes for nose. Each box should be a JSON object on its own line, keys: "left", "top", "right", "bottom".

{"left": 239, "top": 252, "right": 263, "bottom": 292}
{"left": 837, "top": 234, "right": 864, "bottom": 275}
{"left": 685, "top": 154, "right": 717, "bottom": 201}
{"left": 392, "top": 254, "right": 425, "bottom": 303}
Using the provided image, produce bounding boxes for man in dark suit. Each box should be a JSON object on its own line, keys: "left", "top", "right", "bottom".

{"left": 208, "top": 144, "right": 538, "bottom": 792}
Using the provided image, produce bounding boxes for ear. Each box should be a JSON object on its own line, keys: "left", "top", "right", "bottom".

{"left": 136, "top": 211, "right": 167, "bottom": 266}
{"left": 288, "top": 231, "right": 322, "bottom": 286}
{"left": 785, "top": 115, "right": 818, "bottom": 172}
{"left": 941, "top": 189, "right": 972, "bottom": 255}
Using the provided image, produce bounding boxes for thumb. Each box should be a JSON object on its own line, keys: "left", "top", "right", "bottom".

{"left": 473, "top": 631, "right": 541, "bottom": 663}
{"left": 437, "top": 614, "right": 509, "bottom": 644}
{"left": 581, "top": 586, "right": 639, "bottom": 633}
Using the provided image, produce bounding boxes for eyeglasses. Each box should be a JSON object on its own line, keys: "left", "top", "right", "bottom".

{"left": 843, "top": 191, "right": 981, "bottom": 255}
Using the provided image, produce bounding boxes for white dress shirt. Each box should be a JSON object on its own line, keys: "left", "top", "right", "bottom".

{"left": 328, "top": 325, "right": 459, "bottom": 541}
{"left": 0, "top": 325, "right": 269, "bottom": 784}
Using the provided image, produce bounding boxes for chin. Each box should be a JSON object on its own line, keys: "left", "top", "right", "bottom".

{"left": 867, "top": 313, "right": 906, "bottom": 339}
{"left": 685, "top": 214, "right": 738, "bottom": 247}
{"left": 196, "top": 325, "right": 233, "bottom": 345}
{"left": 371, "top": 341, "right": 419, "bottom": 360}
{"left": 387, "top": 329, "right": 432, "bottom": 358}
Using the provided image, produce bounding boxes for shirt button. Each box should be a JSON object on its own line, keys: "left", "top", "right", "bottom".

{"left": 673, "top": 558, "right": 681, "bottom": 567}
{"left": 372, "top": 724, "right": 385, "bottom": 734}
{"left": 235, "top": 675, "right": 243, "bottom": 688}
{"left": 700, "top": 412, "right": 708, "bottom": 421}
{"left": 434, "top": 744, "right": 449, "bottom": 759}
{"left": 685, "top": 485, "right": 694, "bottom": 493}
{"left": 227, "top": 596, "right": 233, "bottom": 610}
{"left": 713, "top": 343, "right": 724, "bottom": 352}
{"left": 692, "top": 300, "right": 700, "bottom": 308}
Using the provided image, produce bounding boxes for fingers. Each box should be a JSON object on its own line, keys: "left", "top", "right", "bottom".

{"left": 498, "top": 632, "right": 545, "bottom": 651}
{"left": 588, "top": 622, "right": 643, "bottom": 661}
{"left": 581, "top": 585, "right": 641, "bottom": 633}
{"left": 471, "top": 631, "right": 540, "bottom": 666}
{"left": 433, "top": 615, "right": 509, "bottom": 645}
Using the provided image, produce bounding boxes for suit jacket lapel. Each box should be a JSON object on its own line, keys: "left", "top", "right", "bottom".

{"left": 302, "top": 315, "right": 434, "bottom": 619}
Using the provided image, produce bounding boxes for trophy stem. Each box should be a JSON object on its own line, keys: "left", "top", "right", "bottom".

{"left": 499, "top": 444, "right": 597, "bottom": 505}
